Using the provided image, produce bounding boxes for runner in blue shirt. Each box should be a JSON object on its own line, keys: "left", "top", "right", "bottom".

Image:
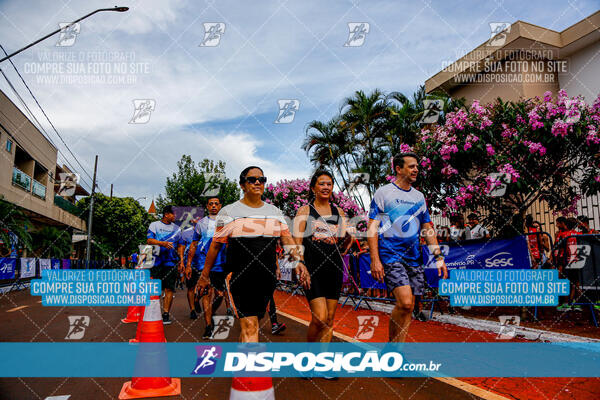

{"left": 186, "top": 196, "right": 231, "bottom": 339}
{"left": 367, "top": 152, "right": 447, "bottom": 342}
{"left": 147, "top": 205, "right": 184, "bottom": 325}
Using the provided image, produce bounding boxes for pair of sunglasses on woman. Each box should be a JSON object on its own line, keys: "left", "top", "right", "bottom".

{"left": 243, "top": 176, "right": 267, "bottom": 184}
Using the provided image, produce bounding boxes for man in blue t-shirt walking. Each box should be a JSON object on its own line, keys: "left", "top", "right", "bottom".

{"left": 186, "top": 196, "right": 231, "bottom": 339}
{"left": 147, "top": 205, "right": 184, "bottom": 325}
{"left": 367, "top": 152, "right": 448, "bottom": 342}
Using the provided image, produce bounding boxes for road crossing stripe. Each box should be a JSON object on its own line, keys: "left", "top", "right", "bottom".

{"left": 276, "top": 310, "right": 511, "bottom": 400}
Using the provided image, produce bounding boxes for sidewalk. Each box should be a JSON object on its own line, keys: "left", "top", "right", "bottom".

{"left": 274, "top": 289, "right": 600, "bottom": 400}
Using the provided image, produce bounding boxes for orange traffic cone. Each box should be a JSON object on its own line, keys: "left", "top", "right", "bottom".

{"left": 121, "top": 305, "right": 142, "bottom": 324}
{"left": 129, "top": 297, "right": 167, "bottom": 343}
{"left": 229, "top": 377, "right": 274, "bottom": 400}
{"left": 119, "top": 296, "right": 180, "bottom": 399}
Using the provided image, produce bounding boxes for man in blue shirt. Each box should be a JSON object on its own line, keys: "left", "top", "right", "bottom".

{"left": 147, "top": 205, "right": 184, "bottom": 325}
{"left": 367, "top": 153, "right": 447, "bottom": 342}
{"left": 186, "top": 196, "right": 230, "bottom": 339}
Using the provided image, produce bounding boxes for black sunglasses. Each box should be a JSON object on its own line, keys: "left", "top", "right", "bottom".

{"left": 244, "top": 176, "right": 267, "bottom": 184}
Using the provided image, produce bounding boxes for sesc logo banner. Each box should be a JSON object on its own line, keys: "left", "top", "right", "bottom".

{"left": 423, "top": 235, "right": 531, "bottom": 288}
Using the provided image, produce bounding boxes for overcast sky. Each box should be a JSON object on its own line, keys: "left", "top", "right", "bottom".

{"left": 0, "top": 0, "right": 597, "bottom": 208}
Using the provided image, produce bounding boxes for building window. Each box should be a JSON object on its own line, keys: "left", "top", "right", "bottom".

{"left": 6, "top": 139, "right": 12, "bottom": 153}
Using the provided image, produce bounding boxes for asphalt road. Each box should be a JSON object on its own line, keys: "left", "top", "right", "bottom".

{"left": 0, "top": 288, "right": 484, "bottom": 400}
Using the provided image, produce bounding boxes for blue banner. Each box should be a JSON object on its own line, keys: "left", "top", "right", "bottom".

{"left": 423, "top": 236, "right": 532, "bottom": 288}
{"left": 0, "top": 342, "right": 599, "bottom": 378}
{"left": 51, "top": 258, "right": 61, "bottom": 270}
{"left": 358, "top": 254, "right": 386, "bottom": 290}
{"left": 0, "top": 258, "right": 17, "bottom": 280}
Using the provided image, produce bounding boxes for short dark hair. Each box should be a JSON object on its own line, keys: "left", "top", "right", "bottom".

{"left": 239, "top": 166, "right": 264, "bottom": 185}
{"left": 556, "top": 216, "right": 567, "bottom": 224}
{"left": 565, "top": 217, "right": 578, "bottom": 230}
{"left": 392, "top": 152, "right": 419, "bottom": 171}
{"left": 162, "top": 205, "right": 174, "bottom": 215}
{"left": 206, "top": 196, "right": 221, "bottom": 204}
{"left": 467, "top": 213, "right": 479, "bottom": 220}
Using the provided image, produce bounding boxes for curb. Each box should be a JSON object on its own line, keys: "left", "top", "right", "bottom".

{"left": 339, "top": 295, "right": 600, "bottom": 343}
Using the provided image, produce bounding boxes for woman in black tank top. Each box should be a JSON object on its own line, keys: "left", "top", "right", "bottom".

{"left": 293, "top": 170, "right": 352, "bottom": 346}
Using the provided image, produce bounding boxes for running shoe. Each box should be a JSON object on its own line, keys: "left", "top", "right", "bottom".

{"left": 594, "top": 304, "right": 600, "bottom": 311}
{"left": 414, "top": 311, "right": 428, "bottom": 322}
{"left": 572, "top": 305, "right": 583, "bottom": 311}
{"left": 190, "top": 310, "right": 198, "bottom": 320}
{"left": 556, "top": 304, "right": 571, "bottom": 312}
{"left": 321, "top": 376, "right": 339, "bottom": 381}
{"left": 162, "top": 312, "right": 172, "bottom": 325}
{"left": 203, "top": 324, "right": 214, "bottom": 339}
{"left": 271, "top": 322, "right": 286, "bottom": 335}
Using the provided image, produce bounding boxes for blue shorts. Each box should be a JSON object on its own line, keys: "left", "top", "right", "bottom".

{"left": 383, "top": 262, "right": 424, "bottom": 295}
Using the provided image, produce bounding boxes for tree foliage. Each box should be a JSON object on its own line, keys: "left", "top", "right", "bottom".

{"left": 32, "top": 226, "right": 72, "bottom": 259}
{"left": 414, "top": 90, "right": 600, "bottom": 233}
{"left": 156, "top": 156, "right": 240, "bottom": 210}
{"left": 303, "top": 86, "right": 464, "bottom": 204}
{"left": 0, "top": 197, "right": 32, "bottom": 255}
{"left": 77, "top": 194, "right": 151, "bottom": 258}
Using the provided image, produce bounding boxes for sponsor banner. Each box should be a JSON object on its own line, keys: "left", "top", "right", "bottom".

{"left": 423, "top": 235, "right": 532, "bottom": 288}
{"left": 39, "top": 259, "right": 52, "bottom": 273}
{"left": 0, "top": 258, "right": 17, "bottom": 280}
{"left": 51, "top": 259, "right": 61, "bottom": 270}
{"left": 0, "top": 342, "right": 598, "bottom": 378}
{"left": 358, "top": 254, "right": 387, "bottom": 290}
{"left": 61, "top": 259, "right": 71, "bottom": 270}
{"left": 278, "top": 256, "right": 293, "bottom": 282}
{"left": 20, "top": 258, "right": 36, "bottom": 278}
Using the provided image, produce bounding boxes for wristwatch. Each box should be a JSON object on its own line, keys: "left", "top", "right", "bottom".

{"left": 434, "top": 253, "right": 444, "bottom": 261}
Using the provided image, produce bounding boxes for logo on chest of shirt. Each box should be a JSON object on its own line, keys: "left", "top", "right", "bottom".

{"left": 395, "top": 199, "right": 417, "bottom": 205}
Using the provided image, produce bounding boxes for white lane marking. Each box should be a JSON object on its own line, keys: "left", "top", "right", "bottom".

{"left": 277, "top": 310, "right": 511, "bottom": 400}
{"left": 7, "top": 305, "right": 28, "bottom": 312}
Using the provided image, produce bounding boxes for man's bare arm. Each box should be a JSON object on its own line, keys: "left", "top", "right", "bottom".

{"left": 367, "top": 218, "right": 384, "bottom": 282}
{"left": 422, "top": 222, "right": 448, "bottom": 279}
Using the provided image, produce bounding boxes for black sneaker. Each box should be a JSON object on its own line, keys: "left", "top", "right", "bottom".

{"left": 271, "top": 322, "right": 286, "bottom": 335}
{"left": 413, "top": 310, "right": 427, "bottom": 321}
{"left": 162, "top": 312, "right": 171, "bottom": 325}
{"left": 190, "top": 310, "right": 197, "bottom": 320}
{"left": 203, "top": 324, "right": 214, "bottom": 339}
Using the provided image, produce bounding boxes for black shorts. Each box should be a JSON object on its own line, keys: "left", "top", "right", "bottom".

{"left": 185, "top": 267, "right": 200, "bottom": 289}
{"left": 228, "top": 268, "right": 276, "bottom": 319}
{"left": 210, "top": 271, "right": 227, "bottom": 292}
{"left": 305, "top": 261, "right": 343, "bottom": 301}
{"left": 150, "top": 264, "right": 178, "bottom": 291}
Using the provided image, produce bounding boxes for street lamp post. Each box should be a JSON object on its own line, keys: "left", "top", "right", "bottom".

{"left": 0, "top": 6, "right": 129, "bottom": 63}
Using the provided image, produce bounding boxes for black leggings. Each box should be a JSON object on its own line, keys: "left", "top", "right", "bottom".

{"left": 268, "top": 294, "right": 278, "bottom": 324}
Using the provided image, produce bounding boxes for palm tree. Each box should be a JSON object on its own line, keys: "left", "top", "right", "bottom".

{"left": 33, "top": 226, "right": 72, "bottom": 259}
{"left": 340, "top": 89, "right": 390, "bottom": 196}
{"left": 303, "top": 118, "right": 347, "bottom": 191}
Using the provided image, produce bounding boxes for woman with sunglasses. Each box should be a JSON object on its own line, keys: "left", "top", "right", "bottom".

{"left": 197, "top": 166, "right": 310, "bottom": 342}
{"left": 293, "top": 170, "right": 352, "bottom": 348}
